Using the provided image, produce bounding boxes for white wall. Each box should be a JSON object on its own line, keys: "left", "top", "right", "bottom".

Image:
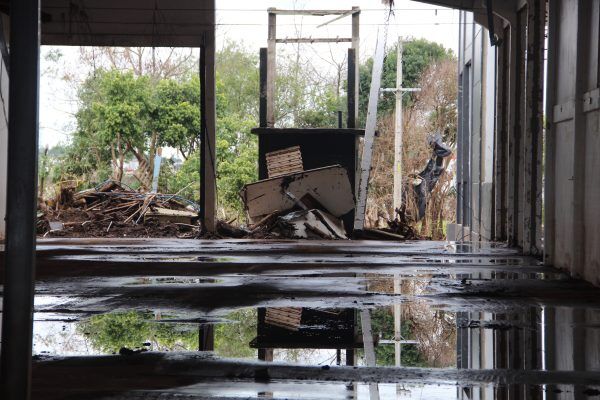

{"left": 457, "top": 11, "right": 497, "bottom": 242}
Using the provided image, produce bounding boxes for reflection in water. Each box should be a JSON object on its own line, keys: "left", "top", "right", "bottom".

{"left": 30, "top": 269, "right": 600, "bottom": 400}
{"left": 77, "top": 311, "right": 199, "bottom": 353}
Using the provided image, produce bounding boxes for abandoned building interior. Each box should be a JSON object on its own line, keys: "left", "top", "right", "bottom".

{"left": 0, "top": 0, "right": 600, "bottom": 399}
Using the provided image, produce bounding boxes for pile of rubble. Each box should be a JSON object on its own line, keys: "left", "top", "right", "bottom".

{"left": 239, "top": 163, "right": 355, "bottom": 240}
{"left": 38, "top": 180, "right": 201, "bottom": 238}
{"left": 231, "top": 145, "right": 418, "bottom": 241}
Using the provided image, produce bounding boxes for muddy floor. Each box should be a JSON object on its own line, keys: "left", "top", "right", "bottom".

{"left": 1, "top": 239, "right": 600, "bottom": 399}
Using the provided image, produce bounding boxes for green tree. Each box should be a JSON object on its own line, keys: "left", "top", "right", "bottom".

{"left": 75, "top": 70, "right": 153, "bottom": 182}
{"left": 358, "top": 38, "right": 453, "bottom": 123}
{"left": 77, "top": 311, "right": 199, "bottom": 353}
{"left": 154, "top": 76, "right": 201, "bottom": 160}
{"left": 214, "top": 309, "right": 257, "bottom": 358}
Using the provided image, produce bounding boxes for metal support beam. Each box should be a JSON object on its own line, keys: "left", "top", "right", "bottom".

{"left": 199, "top": 12, "right": 216, "bottom": 233}
{"left": 0, "top": 0, "right": 41, "bottom": 399}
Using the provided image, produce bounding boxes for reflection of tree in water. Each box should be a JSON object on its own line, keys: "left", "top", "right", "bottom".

{"left": 403, "top": 279, "right": 456, "bottom": 367}
{"left": 365, "top": 276, "right": 457, "bottom": 368}
{"left": 214, "top": 309, "right": 257, "bottom": 359}
{"left": 77, "top": 311, "right": 199, "bottom": 353}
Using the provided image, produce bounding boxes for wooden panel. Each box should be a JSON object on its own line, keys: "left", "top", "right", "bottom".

{"left": 266, "top": 146, "right": 304, "bottom": 178}
{"left": 265, "top": 307, "right": 302, "bottom": 331}
{"left": 240, "top": 165, "right": 355, "bottom": 222}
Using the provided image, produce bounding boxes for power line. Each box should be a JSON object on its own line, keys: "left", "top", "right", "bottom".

{"left": 215, "top": 22, "right": 472, "bottom": 27}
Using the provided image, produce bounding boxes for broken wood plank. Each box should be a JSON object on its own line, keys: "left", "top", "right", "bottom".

{"left": 145, "top": 207, "right": 198, "bottom": 225}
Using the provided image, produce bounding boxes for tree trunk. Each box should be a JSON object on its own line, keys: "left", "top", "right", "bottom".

{"left": 115, "top": 132, "right": 125, "bottom": 182}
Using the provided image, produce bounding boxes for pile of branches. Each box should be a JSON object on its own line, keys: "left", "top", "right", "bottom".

{"left": 39, "top": 180, "right": 201, "bottom": 238}
{"left": 74, "top": 180, "right": 200, "bottom": 225}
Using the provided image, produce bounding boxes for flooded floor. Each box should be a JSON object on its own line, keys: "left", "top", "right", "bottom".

{"left": 3, "top": 238, "right": 600, "bottom": 399}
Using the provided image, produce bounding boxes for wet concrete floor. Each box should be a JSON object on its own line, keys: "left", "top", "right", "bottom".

{"left": 1, "top": 238, "right": 600, "bottom": 399}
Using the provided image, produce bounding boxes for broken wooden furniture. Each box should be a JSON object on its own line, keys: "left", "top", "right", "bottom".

{"left": 240, "top": 165, "right": 355, "bottom": 233}
{"left": 251, "top": 307, "right": 366, "bottom": 360}
{"left": 265, "top": 145, "right": 304, "bottom": 178}
{"left": 252, "top": 127, "right": 364, "bottom": 204}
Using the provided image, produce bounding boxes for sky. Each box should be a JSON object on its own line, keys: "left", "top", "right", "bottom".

{"left": 38, "top": 0, "right": 462, "bottom": 148}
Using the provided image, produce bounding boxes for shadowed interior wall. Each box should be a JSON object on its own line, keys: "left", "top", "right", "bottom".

{"left": 0, "top": 16, "right": 8, "bottom": 240}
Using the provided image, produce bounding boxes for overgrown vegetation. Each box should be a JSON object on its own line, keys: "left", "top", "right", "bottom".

{"left": 40, "top": 37, "right": 457, "bottom": 232}
{"left": 364, "top": 39, "right": 457, "bottom": 238}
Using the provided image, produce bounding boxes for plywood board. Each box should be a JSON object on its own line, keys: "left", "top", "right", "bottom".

{"left": 240, "top": 165, "right": 354, "bottom": 222}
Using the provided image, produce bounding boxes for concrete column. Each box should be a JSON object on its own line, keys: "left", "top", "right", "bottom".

{"left": 0, "top": 52, "right": 7, "bottom": 240}
{"left": 0, "top": 0, "right": 40, "bottom": 398}
{"left": 199, "top": 4, "right": 216, "bottom": 233}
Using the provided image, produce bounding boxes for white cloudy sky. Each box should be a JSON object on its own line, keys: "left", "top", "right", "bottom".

{"left": 39, "top": 0, "right": 461, "bottom": 148}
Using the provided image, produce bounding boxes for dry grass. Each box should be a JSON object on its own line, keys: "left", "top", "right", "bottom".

{"left": 366, "top": 58, "right": 457, "bottom": 239}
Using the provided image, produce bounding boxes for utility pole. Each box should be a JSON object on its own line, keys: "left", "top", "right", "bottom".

{"left": 393, "top": 41, "right": 404, "bottom": 216}
{"left": 381, "top": 39, "right": 420, "bottom": 218}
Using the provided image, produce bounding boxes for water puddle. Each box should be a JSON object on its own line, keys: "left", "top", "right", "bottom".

{"left": 19, "top": 253, "right": 600, "bottom": 399}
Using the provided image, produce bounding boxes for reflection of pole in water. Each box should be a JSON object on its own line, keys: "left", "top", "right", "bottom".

{"left": 394, "top": 275, "right": 402, "bottom": 367}
{"left": 360, "top": 309, "right": 380, "bottom": 400}
{"left": 394, "top": 275, "right": 402, "bottom": 398}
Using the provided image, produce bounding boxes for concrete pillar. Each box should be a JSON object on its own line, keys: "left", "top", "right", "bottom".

{"left": 0, "top": 53, "right": 7, "bottom": 241}
{"left": 0, "top": 0, "right": 41, "bottom": 398}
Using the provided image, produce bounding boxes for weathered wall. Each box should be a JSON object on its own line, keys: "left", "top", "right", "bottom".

{"left": 456, "top": 12, "right": 496, "bottom": 241}
{"left": 545, "top": 0, "right": 600, "bottom": 285}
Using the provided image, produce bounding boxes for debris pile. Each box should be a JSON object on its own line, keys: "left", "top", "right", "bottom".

{"left": 240, "top": 160, "right": 355, "bottom": 240}
{"left": 39, "top": 180, "right": 201, "bottom": 238}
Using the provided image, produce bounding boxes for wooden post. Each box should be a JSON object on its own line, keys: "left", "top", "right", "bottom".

{"left": 351, "top": 6, "right": 360, "bottom": 126}
{"left": 259, "top": 48, "right": 268, "bottom": 128}
{"left": 267, "top": 9, "right": 276, "bottom": 127}
{"left": 199, "top": 17, "right": 216, "bottom": 233}
{"left": 347, "top": 48, "right": 357, "bottom": 129}
{"left": 393, "top": 40, "right": 404, "bottom": 216}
